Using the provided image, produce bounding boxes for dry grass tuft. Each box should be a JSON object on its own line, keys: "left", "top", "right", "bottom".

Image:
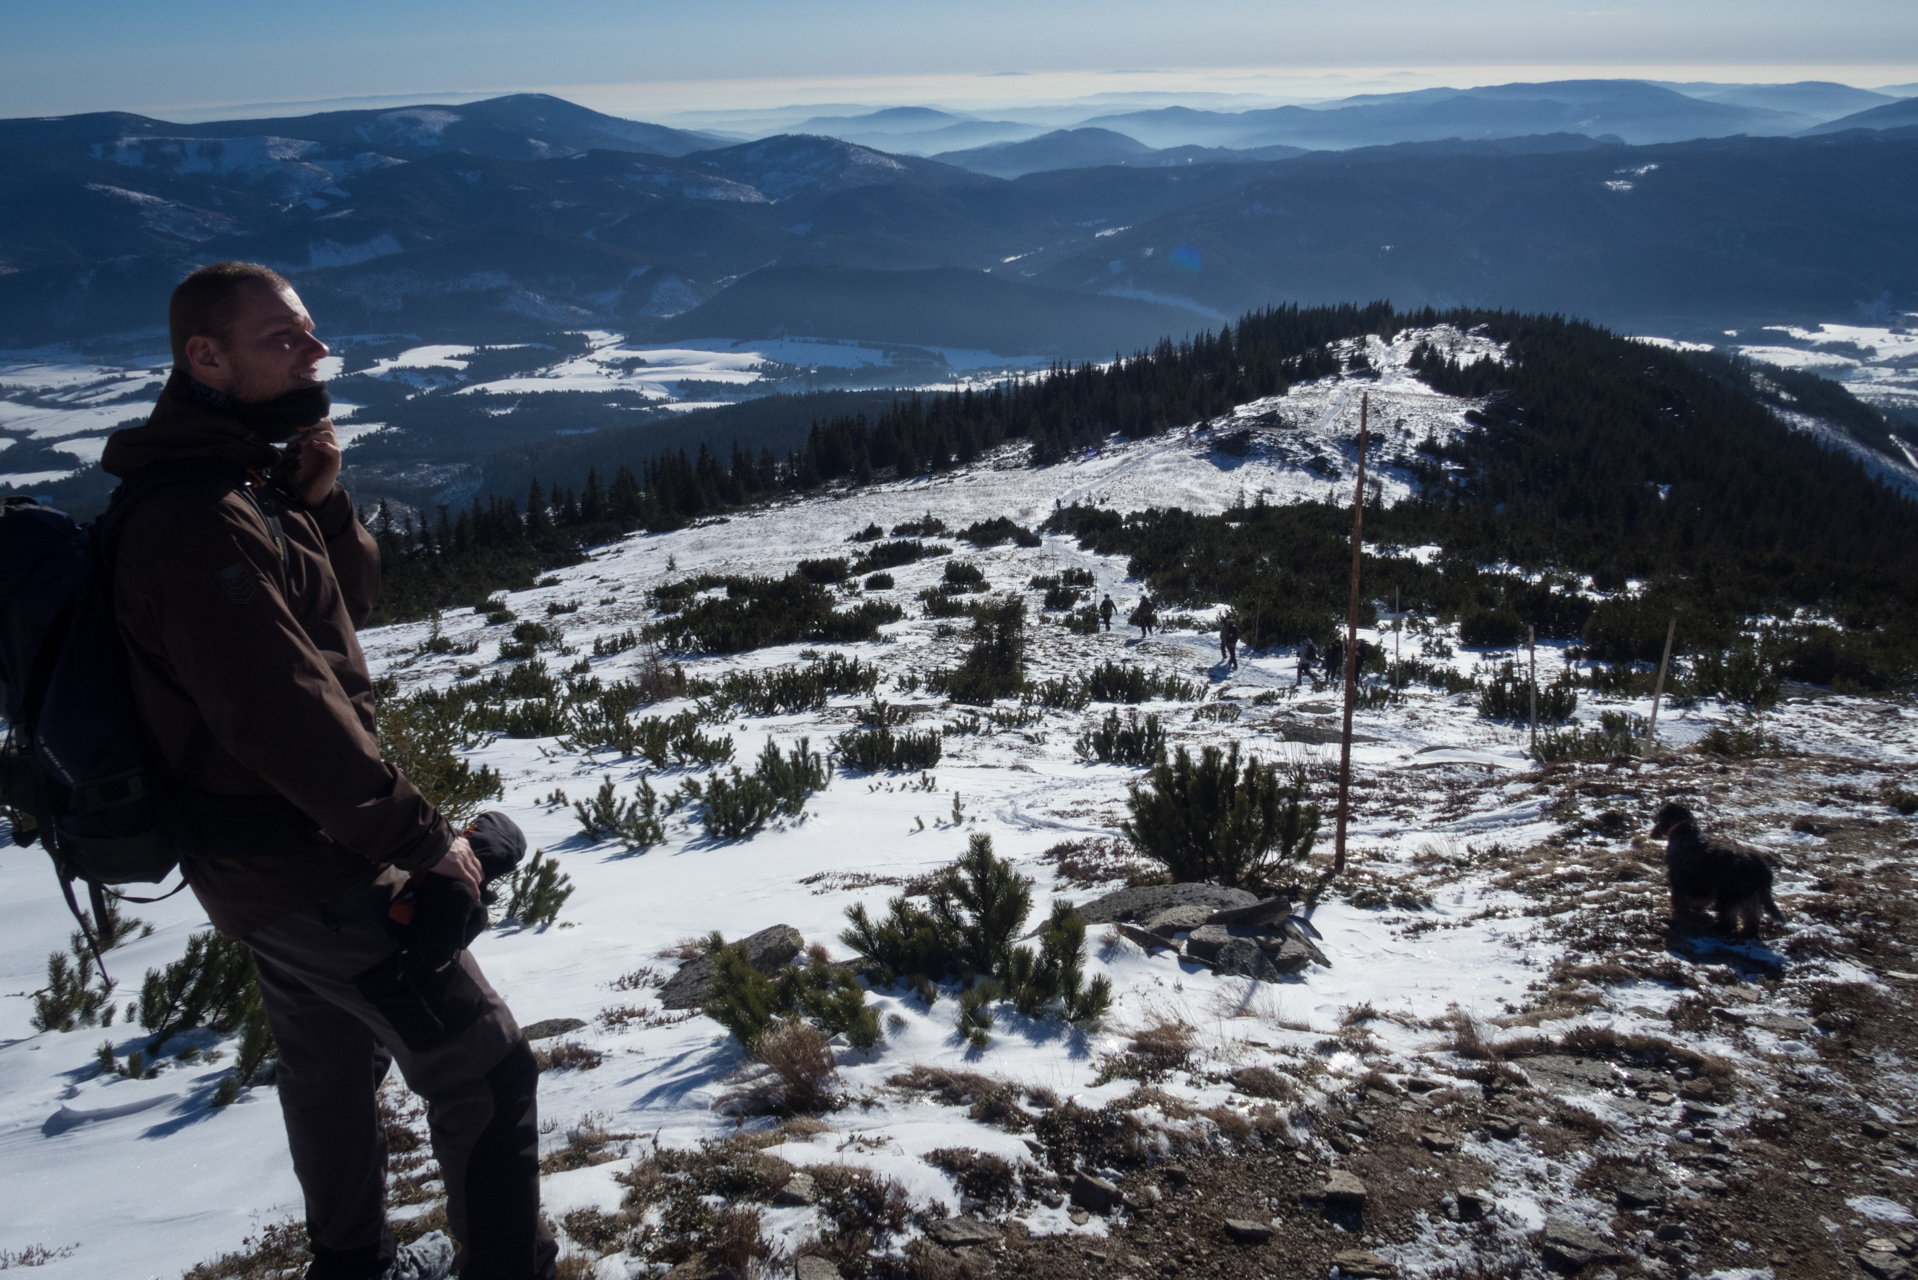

{"left": 534, "top": 1040, "right": 605, "bottom": 1072}
{"left": 1228, "top": 1065, "right": 1297, "bottom": 1100}
{"left": 182, "top": 1221, "right": 308, "bottom": 1280}
{"left": 755, "top": 1018, "right": 841, "bottom": 1114}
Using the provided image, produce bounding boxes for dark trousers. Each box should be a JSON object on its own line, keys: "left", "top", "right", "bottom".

{"left": 245, "top": 867, "right": 558, "bottom": 1280}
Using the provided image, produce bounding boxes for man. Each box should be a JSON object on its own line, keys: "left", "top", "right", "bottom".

{"left": 1130, "top": 596, "right": 1157, "bottom": 639}
{"left": 1219, "top": 617, "right": 1241, "bottom": 670}
{"left": 1098, "top": 593, "right": 1115, "bottom": 633}
{"left": 1297, "top": 638, "right": 1317, "bottom": 687}
{"left": 99, "top": 263, "right": 555, "bottom": 1280}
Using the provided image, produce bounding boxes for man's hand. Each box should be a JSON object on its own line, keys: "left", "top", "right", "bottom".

{"left": 290, "top": 419, "right": 343, "bottom": 506}
{"left": 427, "top": 834, "right": 482, "bottom": 898}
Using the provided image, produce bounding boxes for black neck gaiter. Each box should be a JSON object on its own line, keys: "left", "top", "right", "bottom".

{"left": 179, "top": 374, "right": 331, "bottom": 443}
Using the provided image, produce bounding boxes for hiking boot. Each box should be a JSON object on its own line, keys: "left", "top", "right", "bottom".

{"left": 383, "top": 1232, "right": 453, "bottom": 1280}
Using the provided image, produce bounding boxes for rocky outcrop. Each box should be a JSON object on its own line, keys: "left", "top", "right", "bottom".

{"left": 659, "top": 924, "right": 804, "bottom": 1010}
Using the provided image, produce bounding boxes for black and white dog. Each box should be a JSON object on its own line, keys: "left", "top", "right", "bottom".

{"left": 1650, "top": 802, "right": 1785, "bottom": 939}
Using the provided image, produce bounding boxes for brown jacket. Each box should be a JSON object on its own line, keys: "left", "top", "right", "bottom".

{"left": 101, "top": 379, "right": 450, "bottom": 936}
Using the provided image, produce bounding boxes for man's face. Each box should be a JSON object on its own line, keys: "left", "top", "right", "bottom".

{"left": 187, "top": 281, "right": 329, "bottom": 403}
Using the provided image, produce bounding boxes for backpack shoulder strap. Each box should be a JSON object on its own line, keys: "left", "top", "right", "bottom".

{"left": 91, "top": 459, "right": 258, "bottom": 574}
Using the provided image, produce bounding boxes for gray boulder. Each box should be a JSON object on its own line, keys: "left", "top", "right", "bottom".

{"left": 795, "top": 1257, "right": 844, "bottom": 1280}
{"left": 924, "top": 1216, "right": 1001, "bottom": 1247}
{"left": 1075, "top": 884, "right": 1258, "bottom": 925}
{"left": 1215, "top": 938, "right": 1282, "bottom": 982}
{"left": 1144, "top": 903, "right": 1216, "bottom": 936}
{"left": 660, "top": 924, "right": 804, "bottom": 1010}
{"left": 1184, "top": 923, "right": 1265, "bottom": 961}
{"left": 1539, "top": 1218, "right": 1621, "bottom": 1270}
{"left": 1070, "top": 1171, "right": 1124, "bottom": 1213}
{"left": 1261, "top": 936, "right": 1318, "bottom": 974}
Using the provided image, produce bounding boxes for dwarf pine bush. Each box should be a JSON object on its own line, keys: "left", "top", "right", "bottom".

{"left": 1122, "top": 744, "right": 1320, "bottom": 888}
{"left": 1534, "top": 710, "right": 1645, "bottom": 762}
{"left": 690, "top": 654, "right": 879, "bottom": 716}
{"left": 574, "top": 776, "right": 667, "bottom": 849}
{"left": 706, "top": 944, "right": 880, "bottom": 1053}
{"left": 839, "top": 835, "right": 1107, "bottom": 1042}
{"left": 1478, "top": 661, "right": 1578, "bottom": 722}
{"left": 836, "top": 703, "right": 943, "bottom": 772}
{"left": 1084, "top": 660, "right": 1202, "bottom": 704}
{"left": 929, "top": 598, "right": 1027, "bottom": 706}
{"left": 501, "top": 850, "right": 575, "bottom": 926}
{"left": 1074, "top": 709, "right": 1167, "bottom": 766}
{"left": 139, "top": 931, "right": 257, "bottom": 1051}
{"left": 376, "top": 694, "right": 504, "bottom": 825}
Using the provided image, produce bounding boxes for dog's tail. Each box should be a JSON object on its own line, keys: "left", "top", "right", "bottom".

{"left": 1764, "top": 890, "right": 1786, "bottom": 922}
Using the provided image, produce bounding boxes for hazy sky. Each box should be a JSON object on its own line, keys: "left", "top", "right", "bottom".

{"left": 3, "top": 0, "right": 1914, "bottom": 120}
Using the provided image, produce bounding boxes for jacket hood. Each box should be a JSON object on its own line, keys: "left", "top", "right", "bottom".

{"left": 101, "top": 373, "right": 284, "bottom": 479}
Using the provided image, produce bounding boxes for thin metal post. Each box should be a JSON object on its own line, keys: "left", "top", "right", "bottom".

{"left": 1647, "top": 615, "right": 1677, "bottom": 745}
{"left": 1528, "top": 625, "right": 1538, "bottom": 756}
{"left": 1334, "top": 393, "right": 1368, "bottom": 876}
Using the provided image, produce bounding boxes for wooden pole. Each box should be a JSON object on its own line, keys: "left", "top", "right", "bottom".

{"left": 1646, "top": 614, "right": 1677, "bottom": 745}
{"left": 1528, "top": 625, "right": 1538, "bottom": 757}
{"left": 1334, "top": 393, "right": 1369, "bottom": 876}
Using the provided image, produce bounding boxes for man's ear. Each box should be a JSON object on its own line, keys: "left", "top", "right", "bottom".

{"left": 184, "top": 333, "right": 228, "bottom": 387}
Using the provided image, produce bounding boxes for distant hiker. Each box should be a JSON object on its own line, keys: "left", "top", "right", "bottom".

{"left": 1219, "top": 617, "right": 1241, "bottom": 669}
{"left": 1099, "top": 593, "right": 1116, "bottom": 632}
{"left": 1129, "top": 596, "right": 1157, "bottom": 638}
{"left": 1326, "top": 639, "right": 1346, "bottom": 687}
{"left": 97, "top": 263, "right": 555, "bottom": 1280}
{"left": 1297, "top": 638, "right": 1318, "bottom": 686}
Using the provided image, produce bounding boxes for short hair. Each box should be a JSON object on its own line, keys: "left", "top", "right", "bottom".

{"left": 168, "top": 261, "right": 293, "bottom": 368}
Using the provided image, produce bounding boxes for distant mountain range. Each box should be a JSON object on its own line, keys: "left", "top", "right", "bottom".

{"left": 0, "top": 82, "right": 1914, "bottom": 357}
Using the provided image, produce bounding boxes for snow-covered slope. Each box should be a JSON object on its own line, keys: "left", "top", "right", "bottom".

{"left": 2, "top": 333, "right": 1915, "bottom": 1280}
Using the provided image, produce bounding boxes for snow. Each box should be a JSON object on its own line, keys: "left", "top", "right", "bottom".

{"left": 1, "top": 324, "right": 1914, "bottom": 1277}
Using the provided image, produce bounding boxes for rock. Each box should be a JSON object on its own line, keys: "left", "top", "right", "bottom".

{"left": 1645, "top": 1090, "right": 1676, "bottom": 1106}
{"left": 795, "top": 1258, "right": 844, "bottom": 1280}
{"left": 1320, "top": 1170, "right": 1367, "bottom": 1207}
{"left": 1485, "top": 1115, "right": 1523, "bottom": 1140}
{"left": 1215, "top": 937, "right": 1283, "bottom": 982}
{"left": 1539, "top": 1217, "right": 1621, "bottom": 1270}
{"left": 1418, "top": 1128, "right": 1456, "bottom": 1152}
{"left": 1181, "top": 923, "right": 1259, "bottom": 961}
{"left": 1865, "top": 1119, "right": 1893, "bottom": 1140}
{"left": 1676, "top": 1078, "right": 1718, "bottom": 1102}
{"left": 774, "top": 1173, "right": 818, "bottom": 1207}
{"left": 1070, "top": 1171, "right": 1123, "bottom": 1214}
{"left": 1144, "top": 904, "right": 1216, "bottom": 935}
{"left": 924, "top": 1216, "right": 1001, "bottom": 1247}
{"left": 1222, "top": 1218, "right": 1275, "bottom": 1243}
{"left": 663, "top": 1255, "right": 740, "bottom": 1280}
{"left": 1330, "top": 1249, "right": 1396, "bottom": 1278}
{"left": 1614, "top": 1175, "right": 1665, "bottom": 1209}
{"left": 1074, "top": 884, "right": 1259, "bottom": 925}
{"left": 1262, "top": 935, "right": 1318, "bottom": 974}
{"left": 1202, "top": 896, "right": 1297, "bottom": 928}
{"left": 1159, "top": 1164, "right": 1190, "bottom": 1186}
{"left": 1068, "top": 1208, "right": 1090, "bottom": 1226}
{"left": 1861, "top": 1246, "right": 1912, "bottom": 1280}
{"left": 1751, "top": 1014, "right": 1815, "bottom": 1037}
{"left": 1115, "top": 922, "right": 1178, "bottom": 952}
{"left": 1038, "top": 1189, "right": 1065, "bottom": 1209}
{"left": 520, "top": 1017, "right": 587, "bottom": 1041}
{"left": 1402, "top": 1076, "right": 1443, "bottom": 1093}
{"left": 660, "top": 925, "right": 804, "bottom": 1010}
{"left": 1456, "top": 1189, "right": 1495, "bottom": 1221}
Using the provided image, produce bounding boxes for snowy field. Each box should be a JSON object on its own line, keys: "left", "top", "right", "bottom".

{"left": 2, "top": 332, "right": 1916, "bottom": 1279}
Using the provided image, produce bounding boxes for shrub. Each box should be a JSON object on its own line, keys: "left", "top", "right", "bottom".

{"left": 1075, "top": 709, "right": 1167, "bottom": 766}
{"left": 1122, "top": 744, "right": 1320, "bottom": 888}
{"left": 943, "top": 560, "right": 988, "bottom": 591}
{"left": 891, "top": 515, "right": 947, "bottom": 537}
{"left": 1697, "top": 717, "right": 1781, "bottom": 758}
{"left": 645, "top": 572, "right": 904, "bottom": 653}
{"left": 839, "top": 835, "right": 1107, "bottom": 1039}
{"left": 1030, "top": 568, "right": 1095, "bottom": 589}
{"left": 575, "top": 776, "right": 667, "bottom": 849}
{"left": 1458, "top": 606, "right": 1527, "bottom": 648}
{"left": 1883, "top": 782, "right": 1918, "bottom": 816}
{"left": 1042, "top": 585, "right": 1084, "bottom": 611}
{"left": 751, "top": 1019, "right": 842, "bottom": 1114}
{"left": 851, "top": 522, "right": 885, "bottom": 542}
{"left": 1025, "top": 675, "right": 1090, "bottom": 709}
{"left": 376, "top": 694, "right": 504, "bottom": 825}
{"left": 31, "top": 945, "right": 117, "bottom": 1034}
{"left": 1690, "top": 638, "right": 1783, "bottom": 707}
{"left": 546, "top": 599, "right": 582, "bottom": 617}
{"left": 705, "top": 943, "right": 879, "bottom": 1054}
{"left": 851, "top": 540, "right": 942, "bottom": 573}
{"left": 681, "top": 738, "right": 830, "bottom": 838}
{"left": 139, "top": 931, "right": 256, "bottom": 1051}
{"left": 1478, "top": 661, "right": 1578, "bottom": 722}
{"left": 500, "top": 850, "right": 575, "bottom": 926}
{"left": 1534, "top": 710, "right": 1643, "bottom": 762}
{"left": 592, "top": 629, "right": 640, "bottom": 657}
{"left": 752, "top": 737, "right": 832, "bottom": 814}
{"left": 691, "top": 654, "right": 878, "bottom": 716}
{"left": 957, "top": 517, "right": 1041, "bottom": 548}
{"left": 1065, "top": 604, "right": 1102, "bottom": 635}
{"left": 836, "top": 704, "right": 944, "bottom": 772}
{"left": 1085, "top": 660, "right": 1201, "bottom": 703}
{"left": 797, "top": 557, "right": 851, "bottom": 584}
{"left": 864, "top": 572, "right": 894, "bottom": 590}
{"left": 929, "top": 598, "right": 1027, "bottom": 706}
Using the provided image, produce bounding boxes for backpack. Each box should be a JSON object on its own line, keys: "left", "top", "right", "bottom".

{"left": 0, "top": 461, "right": 282, "bottom": 970}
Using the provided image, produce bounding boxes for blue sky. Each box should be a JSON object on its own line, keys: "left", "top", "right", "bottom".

{"left": 3, "top": 0, "right": 1914, "bottom": 120}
